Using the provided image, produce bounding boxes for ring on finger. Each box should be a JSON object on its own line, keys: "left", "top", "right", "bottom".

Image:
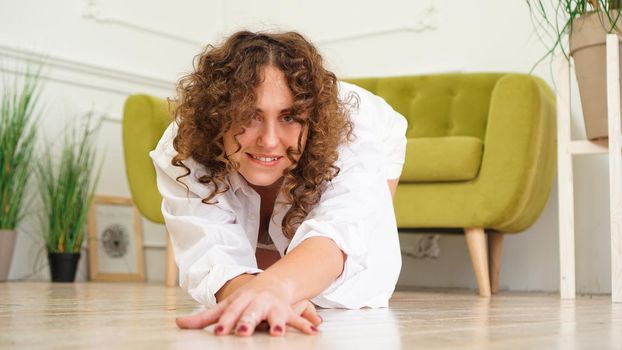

{"left": 238, "top": 312, "right": 259, "bottom": 327}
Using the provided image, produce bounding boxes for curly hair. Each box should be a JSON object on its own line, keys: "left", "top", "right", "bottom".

{"left": 171, "top": 30, "right": 354, "bottom": 239}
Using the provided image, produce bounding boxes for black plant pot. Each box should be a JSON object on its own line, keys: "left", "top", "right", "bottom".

{"left": 48, "top": 252, "right": 81, "bottom": 282}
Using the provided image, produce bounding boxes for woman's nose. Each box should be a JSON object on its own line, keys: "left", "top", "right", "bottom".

{"left": 257, "top": 121, "right": 279, "bottom": 149}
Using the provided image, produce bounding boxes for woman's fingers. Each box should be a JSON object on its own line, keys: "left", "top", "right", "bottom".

{"left": 176, "top": 303, "right": 225, "bottom": 329}
{"left": 180, "top": 292, "right": 322, "bottom": 337}
{"left": 214, "top": 297, "right": 255, "bottom": 335}
{"left": 292, "top": 300, "right": 322, "bottom": 326}
{"left": 233, "top": 310, "right": 264, "bottom": 337}
{"left": 292, "top": 299, "right": 307, "bottom": 314}
{"left": 266, "top": 309, "right": 288, "bottom": 336}
{"left": 213, "top": 295, "right": 273, "bottom": 337}
{"left": 234, "top": 297, "right": 290, "bottom": 337}
{"left": 300, "top": 301, "right": 322, "bottom": 326}
{"left": 266, "top": 307, "right": 319, "bottom": 337}
{"left": 231, "top": 301, "right": 319, "bottom": 337}
{"left": 176, "top": 299, "right": 323, "bottom": 337}
{"left": 286, "top": 314, "right": 320, "bottom": 335}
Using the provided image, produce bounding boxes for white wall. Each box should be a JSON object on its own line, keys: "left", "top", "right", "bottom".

{"left": 0, "top": 0, "right": 612, "bottom": 294}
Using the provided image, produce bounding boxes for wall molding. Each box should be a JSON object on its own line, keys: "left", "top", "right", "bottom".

{"left": 81, "top": 0, "right": 438, "bottom": 47}
{"left": 0, "top": 42, "right": 175, "bottom": 96}
{"left": 2, "top": 1, "right": 440, "bottom": 97}
{"left": 316, "top": 3, "right": 439, "bottom": 45}
{"left": 82, "top": 0, "right": 206, "bottom": 47}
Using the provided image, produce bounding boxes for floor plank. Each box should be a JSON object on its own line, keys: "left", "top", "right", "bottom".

{"left": 0, "top": 283, "right": 620, "bottom": 349}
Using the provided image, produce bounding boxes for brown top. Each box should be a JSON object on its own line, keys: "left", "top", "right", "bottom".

{"left": 249, "top": 178, "right": 283, "bottom": 269}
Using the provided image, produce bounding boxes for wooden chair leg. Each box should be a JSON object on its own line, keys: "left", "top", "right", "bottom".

{"left": 464, "top": 228, "right": 491, "bottom": 297}
{"left": 488, "top": 232, "right": 504, "bottom": 294}
{"left": 165, "top": 233, "right": 178, "bottom": 287}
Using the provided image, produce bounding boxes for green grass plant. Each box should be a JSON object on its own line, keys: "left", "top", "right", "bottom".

{"left": 526, "top": 0, "right": 622, "bottom": 70}
{"left": 38, "top": 116, "right": 101, "bottom": 253}
{"left": 0, "top": 68, "right": 42, "bottom": 229}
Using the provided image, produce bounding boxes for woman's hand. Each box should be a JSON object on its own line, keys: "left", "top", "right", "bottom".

{"left": 175, "top": 276, "right": 322, "bottom": 336}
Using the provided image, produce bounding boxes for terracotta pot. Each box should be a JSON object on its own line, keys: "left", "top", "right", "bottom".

{"left": 0, "top": 230, "right": 17, "bottom": 281}
{"left": 570, "top": 11, "right": 622, "bottom": 140}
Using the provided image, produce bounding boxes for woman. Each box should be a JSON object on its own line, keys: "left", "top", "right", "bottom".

{"left": 150, "top": 31, "right": 407, "bottom": 337}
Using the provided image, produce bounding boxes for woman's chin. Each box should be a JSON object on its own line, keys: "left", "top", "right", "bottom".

{"left": 239, "top": 172, "right": 284, "bottom": 189}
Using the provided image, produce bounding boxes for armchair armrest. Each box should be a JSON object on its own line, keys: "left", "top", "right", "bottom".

{"left": 477, "top": 74, "right": 556, "bottom": 231}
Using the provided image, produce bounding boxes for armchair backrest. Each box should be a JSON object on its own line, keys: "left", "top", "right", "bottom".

{"left": 122, "top": 94, "right": 172, "bottom": 224}
{"left": 347, "top": 73, "right": 506, "bottom": 141}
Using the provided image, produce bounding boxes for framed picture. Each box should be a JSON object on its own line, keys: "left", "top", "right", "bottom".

{"left": 88, "top": 195, "right": 145, "bottom": 281}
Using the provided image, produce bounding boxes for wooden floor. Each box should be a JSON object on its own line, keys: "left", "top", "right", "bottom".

{"left": 0, "top": 283, "right": 621, "bottom": 349}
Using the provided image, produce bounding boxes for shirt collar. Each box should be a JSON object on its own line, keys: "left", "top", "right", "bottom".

{"left": 227, "top": 172, "right": 291, "bottom": 206}
{"left": 227, "top": 171, "right": 259, "bottom": 198}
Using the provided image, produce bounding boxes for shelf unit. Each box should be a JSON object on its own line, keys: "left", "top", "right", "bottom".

{"left": 556, "top": 34, "right": 622, "bottom": 302}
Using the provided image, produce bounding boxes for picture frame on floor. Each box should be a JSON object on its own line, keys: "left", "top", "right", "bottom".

{"left": 88, "top": 195, "right": 145, "bottom": 281}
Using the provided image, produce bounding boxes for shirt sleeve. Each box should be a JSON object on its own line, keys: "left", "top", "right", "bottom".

{"left": 339, "top": 81, "right": 408, "bottom": 179}
{"left": 150, "top": 123, "right": 262, "bottom": 308}
{"left": 377, "top": 97, "right": 408, "bottom": 179}
{"left": 287, "top": 126, "right": 402, "bottom": 309}
{"left": 286, "top": 83, "right": 405, "bottom": 309}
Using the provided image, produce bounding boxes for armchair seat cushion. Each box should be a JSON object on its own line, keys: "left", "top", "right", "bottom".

{"left": 400, "top": 136, "right": 483, "bottom": 182}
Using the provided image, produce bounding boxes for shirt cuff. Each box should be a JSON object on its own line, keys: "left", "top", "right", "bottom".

{"left": 385, "top": 161, "right": 405, "bottom": 180}
{"left": 384, "top": 134, "right": 406, "bottom": 179}
{"left": 197, "top": 264, "right": 263, "bottom": 308}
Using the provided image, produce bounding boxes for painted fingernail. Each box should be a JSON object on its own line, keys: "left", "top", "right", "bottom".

{"left": 310, "top": 326, "right": 319, "bottom": 333}
{"left": 237, "top": 324, "right": 248, "bottom": 333}
{"left": 215, "top": 325, "right": 224, "bottom": 334}
{"left": 273, "top": 325, "right": 283, "bottom": 334}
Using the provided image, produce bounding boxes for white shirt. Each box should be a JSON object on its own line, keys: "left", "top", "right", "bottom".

{"left": 150, "top": 82, "right": 407, "bottom": 309}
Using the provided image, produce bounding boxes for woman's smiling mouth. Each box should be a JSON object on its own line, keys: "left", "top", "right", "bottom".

{"left": 246, "top": 153, "right": 283, "bottom": 166}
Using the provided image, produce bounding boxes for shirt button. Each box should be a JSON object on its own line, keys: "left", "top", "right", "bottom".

{"left": 249, "top": 214, "right": 257, "bottom": 220}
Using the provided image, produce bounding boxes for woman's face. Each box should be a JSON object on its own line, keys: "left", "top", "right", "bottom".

{"left": 224, "top": 66, "right": 308, "bottom": 187}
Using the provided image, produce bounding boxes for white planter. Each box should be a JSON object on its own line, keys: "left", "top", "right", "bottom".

{"left": 570, "top": 10, "right": 622, "bottom": 140}
{"left": 0, "top": 229, "right": 17, "bottom": 281}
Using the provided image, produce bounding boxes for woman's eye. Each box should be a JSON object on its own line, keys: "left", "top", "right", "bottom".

{"left": 250, "top": 114, "right": 262, "bottom": 124}
{"left": 282, "top": 115, "right": 295, "bottom": 123}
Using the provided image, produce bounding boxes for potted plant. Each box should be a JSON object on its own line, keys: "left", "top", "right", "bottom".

{"left": 526, "top": 0, "right": 622, "bottom": 140}
{"left": 37, "top": 116, "right": 100, "bottom": 282}
{"left": 0, "top": 69, "right": 41, "bottom": 281}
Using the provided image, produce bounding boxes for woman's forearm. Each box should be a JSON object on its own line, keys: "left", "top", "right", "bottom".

{"left": 215, "top": 236, "right": 345, "bottom": 304}
{"left": 388, "top": 177, "right": 399, "bottom": 198}
{"left": 260, "top": 236, "right": 346, "bottom": 304}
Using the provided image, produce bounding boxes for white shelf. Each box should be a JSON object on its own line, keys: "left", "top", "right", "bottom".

{"left": 556, "top": 34, "right": 622, "bottom": 303}
{"left": 568, "top": 139, "right": 609, "bottom": 155}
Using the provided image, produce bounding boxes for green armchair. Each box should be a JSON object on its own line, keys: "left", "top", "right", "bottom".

{"left": 123, "top": 73, "right": 556, "bottom": 295}
{"left": 122, "top": 95, "right": 177, "bottom": 286}
{"left": 347, "top": 73, "right": 556, "bottom": 296}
